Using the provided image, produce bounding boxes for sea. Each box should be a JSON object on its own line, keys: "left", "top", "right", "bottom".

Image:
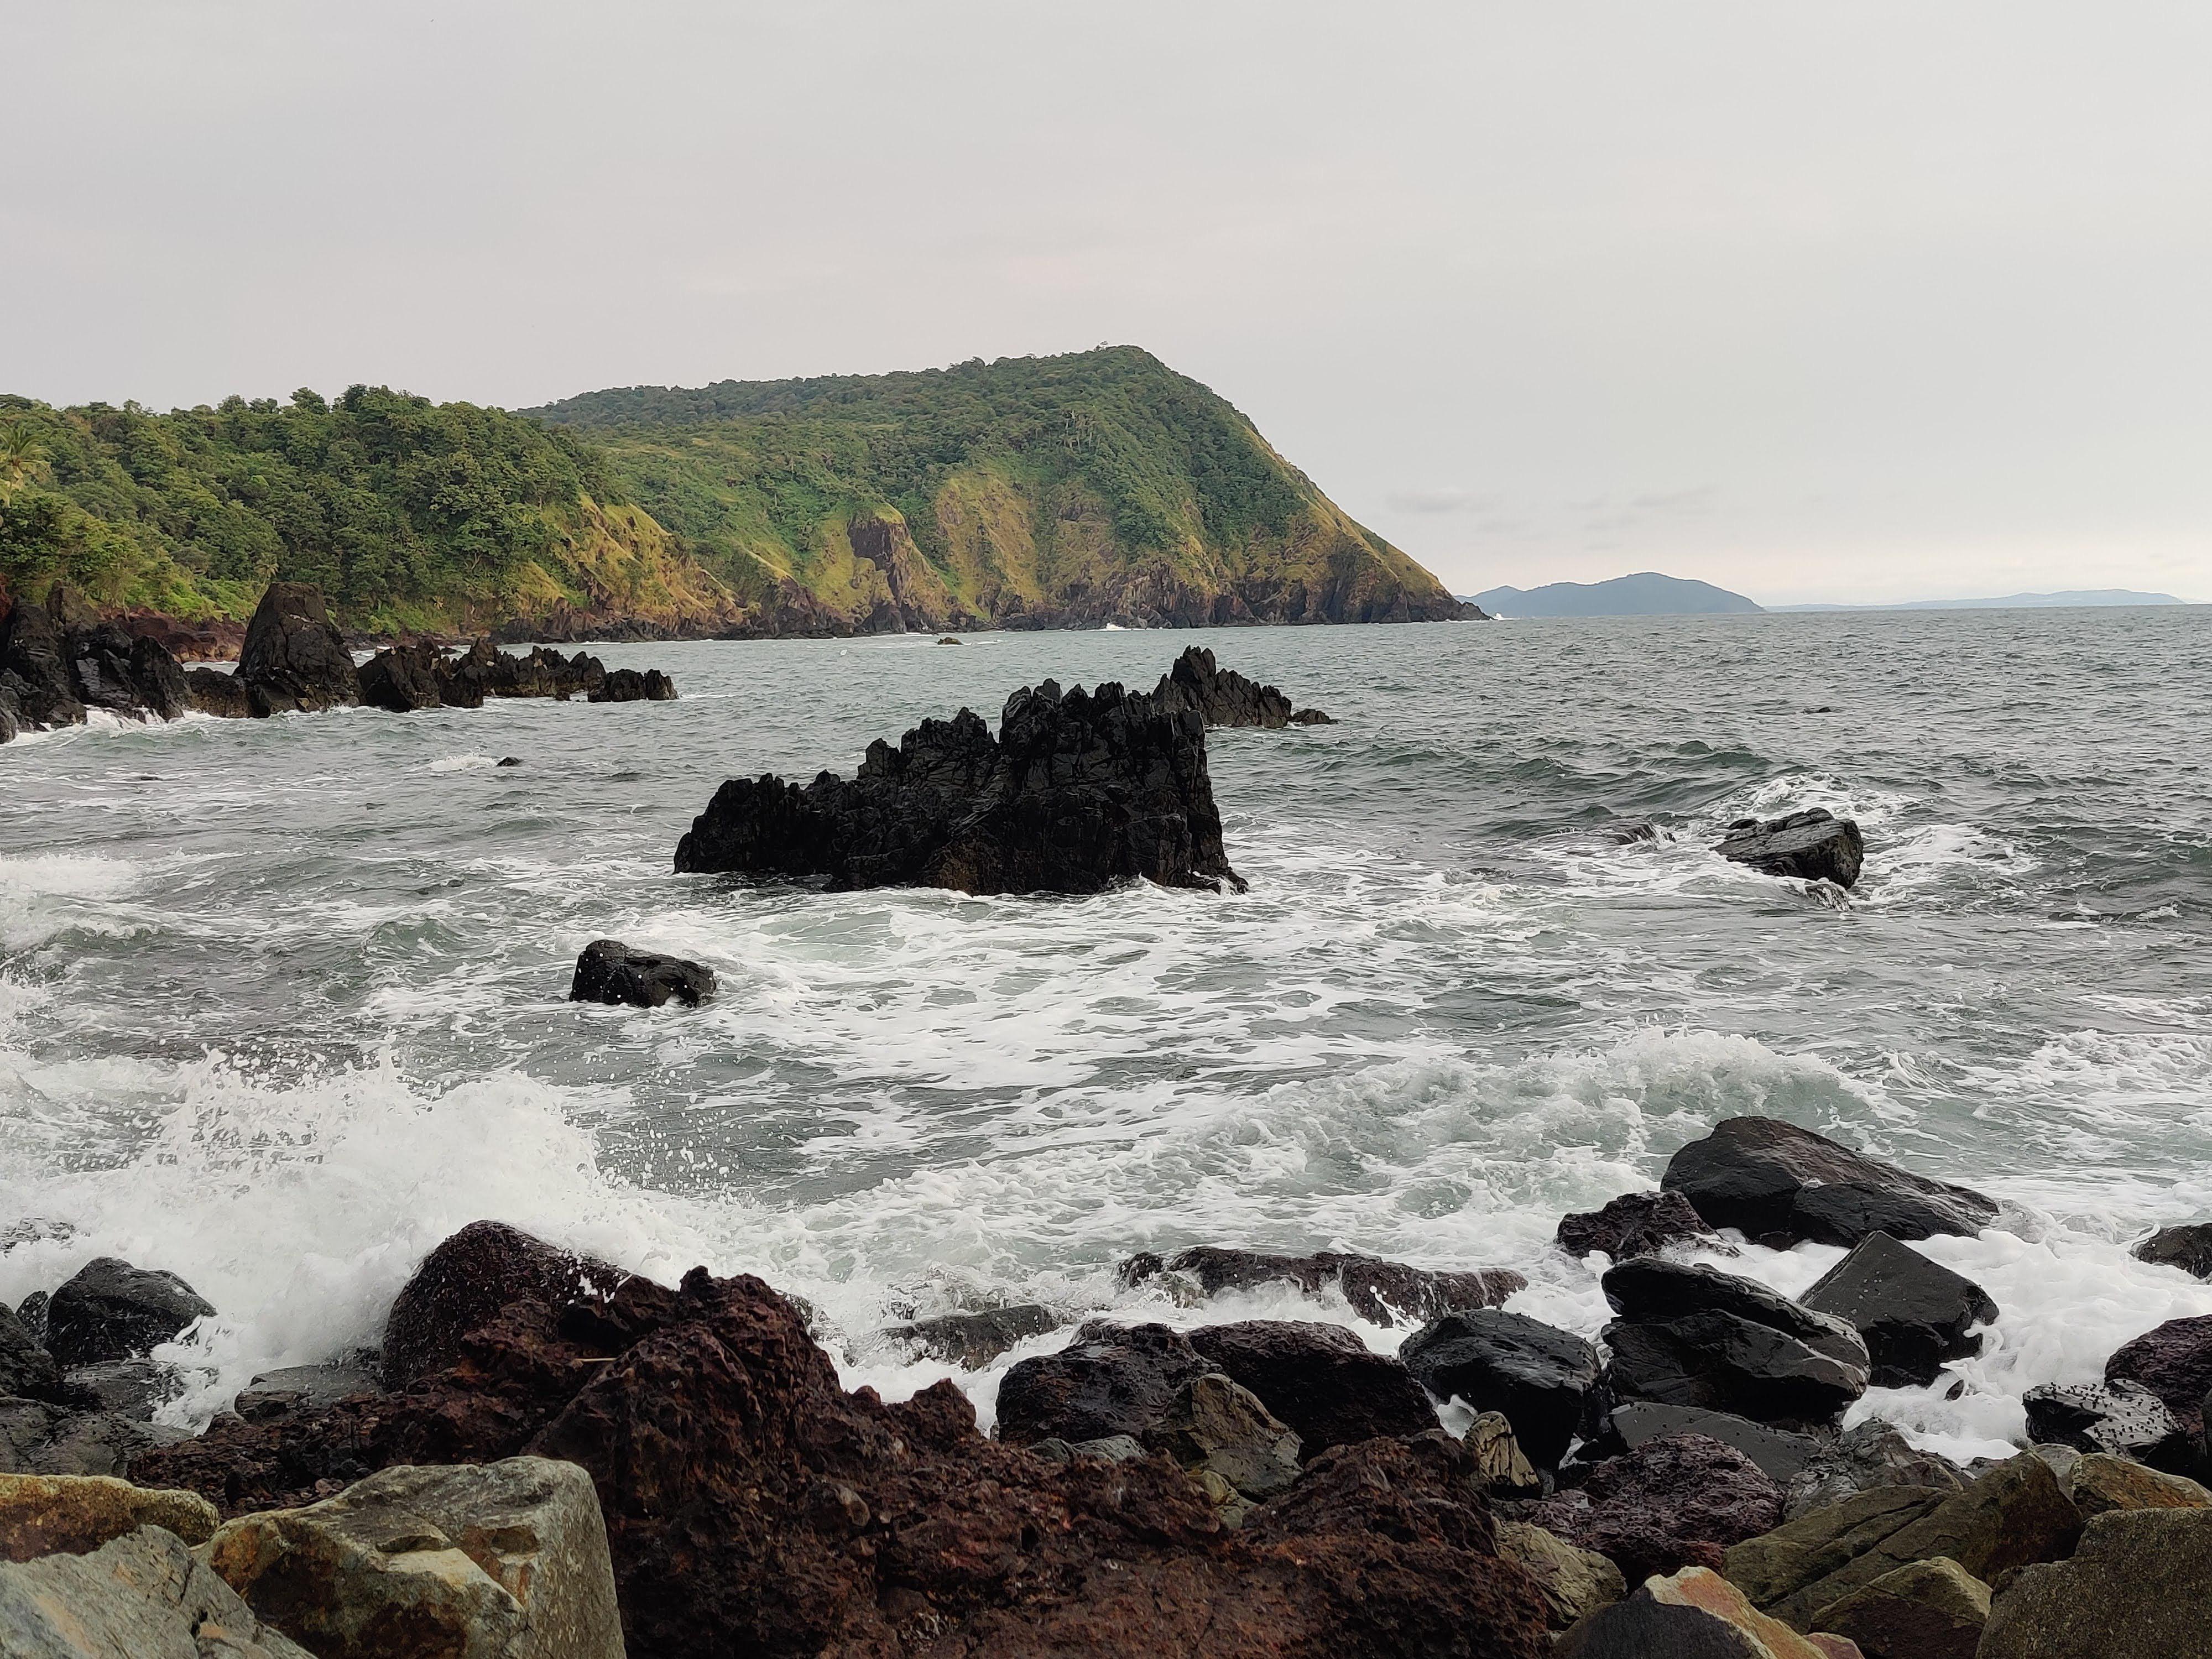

{"left": 3, "top": 607, "right": 2209, "bottom": 1464}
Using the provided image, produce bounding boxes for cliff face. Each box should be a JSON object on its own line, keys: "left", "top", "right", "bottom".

{"left": 528, "top": 347, "right": 1474, "bottom": 635}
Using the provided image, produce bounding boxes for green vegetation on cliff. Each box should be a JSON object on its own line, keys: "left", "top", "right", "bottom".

{"left": 528, "top": 347, "right": 1465, "bottom": 632}
{"left": 0, "top": 387, "right": 732, "bottom": 634}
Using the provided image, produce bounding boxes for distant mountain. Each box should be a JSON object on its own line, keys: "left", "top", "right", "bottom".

{"left": 1776, "top": 589, "right": 2188, "bottom": 612}
{"left": 1468, "top": 572, "right": 1762, "bottom": 618}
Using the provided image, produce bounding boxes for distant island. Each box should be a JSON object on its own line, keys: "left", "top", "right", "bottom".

{"left": 1776, "top": 590, "right": 2189, "bottom": 612}
{"left": 0, "top": 349, "right": 1470, "bottom": 641}
{"left": 1468, "top": 572, "right": 1762, "bottom": 618}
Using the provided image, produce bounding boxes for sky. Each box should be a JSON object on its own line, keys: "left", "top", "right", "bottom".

{"left": 6, "top": 2, "right": 2209, "bottom": 605}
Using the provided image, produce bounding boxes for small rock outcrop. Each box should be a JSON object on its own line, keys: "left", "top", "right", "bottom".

{"left": 204, "top": 1456, "right": 625, "bottom": 1659}
{"left": 1975, "top": 1507, "right": 2212, "bottom": 1659}
{"left": 1149, "top": 645, "right": 1332, "bottom": 727}
{"left": 1661, "top": 1115, "right": 2000, "bottom": 1248}
{"left": 675, "top": 678, "right": 1245, "bottom": 896}
{"left": 1715, "top": 807, "right": 1866, "bottom": 888}
{"left": 0, "top": 1524, "right": 312, "bottom": 1658}
{"left": 0, "top": 1306, "right": 63, "bottom": 1405}
{"left": 1120, "top": 1245, "right": 1524, "bottom": 1326}
{"left": 1398, "top": 1310, "right": 1602, "bottom": 1468}
{"left": 587, "top": 666, "right": 675, "bottom": 702}
{"left": 567, "top": 939, "right": 718, "bottom": 1009}
{"left": 1186, "top": 1320, "right": 1437, "bottom": 1457}
{"left": 379, "top": 1220, "right": 629, "bottom": 1389}
{"left": 0, "top": 588, "right": 197, "bottom": 734}
{"left": 1798, "top": 1233, "right": 1998, "bottom": 1387}
{"left": 1556, "top": 1189, "right": 1724, "bottom": 1261}
{"left": 238, "top": 581, "right": 360, "bottom": 713}
{"left": 0, "top": 1473, "right": 217, "bottom": 1562}
{"left": 2133, "top": 1223, "right": 2212, "bottom": 1280}
{"left": 43, "top": 1259, "right": 215, "bottom": 1369}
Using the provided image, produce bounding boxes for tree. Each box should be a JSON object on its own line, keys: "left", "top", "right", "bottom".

{"left": 0, "top": 418, "right": 44, "bottom": 497}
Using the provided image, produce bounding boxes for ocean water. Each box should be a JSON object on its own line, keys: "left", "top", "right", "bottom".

{"left": 3, "top": 607, "right": 2209, "bottom": 1463}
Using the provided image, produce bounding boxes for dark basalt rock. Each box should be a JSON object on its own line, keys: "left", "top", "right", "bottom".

{"left": 1601, "top": 1310, "right": 1867, "bottom": 1427}
{"left": 994, "top": 1320, "right": 1221, "bottom": 1447}
{"left": 0, "top": 689, "right": 17, "bottom": 744}
{"left": 881, "top": 1304, "right": 1061, "bottom": 1368}
{"left": 1714, "top": 807, "right": 1865, "bottom": 888}
{"left": 0, "top": 599, "right": 85, "bottom": 727}
{"left": 0, "top": 1302, "right": 64, "bottom": 1404}
{"left": 2134, "top": 1223, "right": 2212, "bottom": 1280}
{"left": 1187, "top": 1319, "right": 1438, "bottom": 1457}
{"left": 1592, "top": 1402, "right": 1826, "bottom": 1485}
{"left": 676, "top": 677, "right": 1246, "bottom": 896}
{"left": 231, "top": 1363, "right": 387, "bottom": 1422}
{"left": 184, "top": 665, "right": 253, "bottom": 718}
{"left": 1601, "top": 1258, "right": 1870, "bottom": 1371}
{"left": 379, "top": 1219, "right": 630, "bottom": 1388}
{"left": 1120, "top": 1245, "right": 1524, "bottom": 1326}
{"left": 436, "top": 638, "right": 610, "bottom": 705}
{"left": 1782, "top": 1416, "right": 1969, "bottom": 1519}
{"left": 2105, "top": 1314, "right": 2212, "bottom": 1441}
{"left": 1528, "top": 1433, "right": 1783, "bottom": 1587}
{"left": 1149, "top": 645, "right": 1332, "bottom": 728}
{"left": 357, "top": 641, "right": 446, "bottom": 711}
{"left": 61, "top": 1357, "right": 178, "bottom": 1421}
{"left": 1662, "top": 1115, "right": 2000, "bottom": 1248}
{"left": 2022, "top": 1380, "right": 2197, "bottom": 1473}
{"left": 1557, "top": 1189, "right": 1724, "bottom": 1261}
{"left": 1398, "top": 1310, "right": 1602, "bottom": 1468}
{"left": 137, "top": 1261, "right": 1556, "bottom": 1657}
{"left": 568, "top": 938, "right": 718, "bottom": 1009}
{"left": 126, "top": 634, "right": 191, "bottom": 720}
{"left": 588, "top": 666, "right": 675, "bottom": 702}
{"left": 0, "top": 1394, "right": 184, "bottom": 1477}
{"left": 44, "top": 1259, "right": 216, "bottom": 1368}
{"left": 238, "top": 581, "right": 359, "bottom": 713}
{"left": 1799, "top": 1232, "right": 1997, "bottom": 1386}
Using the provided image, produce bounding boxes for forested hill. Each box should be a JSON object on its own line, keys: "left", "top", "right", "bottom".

{"left": 525, "top": 347, "right": 1470, "bottom": 633}
{"left": 0, "top": 349, "right": 1469, "bottom": 639}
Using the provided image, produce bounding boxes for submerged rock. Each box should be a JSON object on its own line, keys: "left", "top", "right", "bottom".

{"left": 567, "top": 938, "right": 717, "bottom": 1009}
{"left": 44, "top": 1259, "right": 215, "bottom": 1369}
{"left": 1799, "top": 1233, "right": 1997, "bottom": 1387}
{"left": 1661, "top": 1115, "right": 2000, "bottom": 1249}
{"left": 1121, "top": 1245, "right": 1524, "bottom": 1326}
{"left": 1715, "top": 807, "right": 1866, "bottom": 887}
{"left": 674, "top": 677, "right": 1245, "bottom": 896}
{"left": 1557, "top": 1189, "right": 1725, "bottom": 1261}
{"left": 1148, "top": 645, "right": 1332, "bottom": 728}
{"left": 1186, "top": 1319, "right": 1436, "bottom": 1457}
{"left": 1398, "top": 1310, "right": 1601, "bottom": 1468}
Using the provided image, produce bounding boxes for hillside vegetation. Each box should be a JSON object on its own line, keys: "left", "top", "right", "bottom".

{"left": 1, "top": 349, "right": 1466, "bottom": 638}
{"left": 528, "top": 347, "right": 1468, "bottom": 633}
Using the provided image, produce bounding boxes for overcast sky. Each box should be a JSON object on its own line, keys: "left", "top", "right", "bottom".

{"left": 7, "top": 3, "right": 2209, "bottom": 604}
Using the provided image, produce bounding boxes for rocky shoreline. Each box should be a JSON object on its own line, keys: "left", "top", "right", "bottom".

{"left": 6, "top": 1117, "right": 2211, "bottom": 1655}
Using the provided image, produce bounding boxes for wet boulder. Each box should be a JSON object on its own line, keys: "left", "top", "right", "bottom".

{"left": 1715, "top": 807, "right": 1865, "bottom": 888}
{"left": 1783, "top": 1418, "right": 1968, "bottom": 1519}
{"left": 1557, "top": 1189, "right": 1724, "bottom": 1261}
{"left": 126, "top": 634, "right": 190, "bottom": 721}
{"left": 1799, "top": 1233, "right": 1997, "bottom": 1387}
{"left": 1602, "top": 1258, "right": 1870, "bottom": 1370}
{"left": 2105, "top": 1313, "right": 2212, "bottom": 1442}
{"left": 2133, "top": 1222, "right": 2212, "bottom": 1280}
{"left": 232, "top": 1364, "right": 387, "bottom": 1423}
{"left": 1558, "top": 1565, "right": 1844, "bottom": 1659}
{"left": 0, "top": 599, "right": 85, "bottom": 727}
{"left": 1528, "top": 1433, "right": 1784, "bottom": 1587}
{"left": 44, "top": 1259, "right": 215, "bottom": 1369}
{"left": 1397, "top": 1310, "right": 1601, "bottom": 1468}
{"left": 1593, "top": 1402, "right": 1827, "bottom": 1486}
{"left": 882, "top": 1305, "right": 1061, "bottom": 1369}
{"left": 61, "top": 1359, "right": 176, "bottom": 1422}
{"left": 238, "top": 581, "right": 359, "bottom": 713}
{"left": 64, "top": 622, "right": 149, "bottom": 716}
{"left": 379, "top": 1219, "right": 629, "bottom": 1389}
{"left": 1144, "top": 1373, "right": 1302, "bottom": 1503}
{"left": 2023, "top": 1379, "right": 2195, "bottom": 1468}
{"left": 1121, "top": 1245, "right": 1523, "bottom": 1326}
{"left": 675, "top": 677, "right": 1246, "bottom": 896}
{"left": 1602, "top": 1313, "right": 1867, "bottom": 1427}
{"left": 1723, "top": 1484, "right": 1955, "bottom": 1614}
{"left": 356, "top": 641, "right": 446, "bottom": 712}
{"left": 994, "top": 1321, "right": 1220, "bottom": 1447}
{"left": 1661, "top": 1115, "right": 1999, "bottom": 1248}
{"left": 567, "top": 939, "right": 717, "bottom": 1009}
{"left": 2064, "top": 1451, "right": 2211, "bottom": 1520}
{"left": 1975, "top": 1507, "right": 2212, "bottom": 1659}
{"left": 1148, "top": 645, "right": 1331, "bottom": 728}
{"left": 0, "top": 1395, "right": 184, "bottom": 1479}
{"left": 1186, "top": 1320, "right": 1436, "bottom": 1457}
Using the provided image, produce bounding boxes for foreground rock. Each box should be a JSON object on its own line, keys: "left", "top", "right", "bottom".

{"left": 0, "top": 1305, "right": 63, "bottom": 1404}
{"left": 1399, "top": 1311, "right": 1601, "bottom": 1467}
{"left": 1123, "top": 1245, "right": 1524, "bottom": 1326}
{"left": 1976, "top": 1507, "right": 2212, "bottom": 1658}
{"left": 2063, "top": 1450, "right": 2211, "bottom": 1519}
{"left": 1715, "top": 808, "right": 1866, "bottom": 888}
{"left": 1556, "top": 1189, "right": 1724, "bottom": 1261}
{"left": 1558, "top": 1563, "right": 1845, "bottom": 1658}
{"left": 1149, "top": 646, "right": 1332, "bottom": 727}
{"left": 206, "top": 1455, "right": 624, "bottom": 1659}
{"left": 1495, "top": 1520, "right": 1625, "bottom": 1630}
{"left": 676, "top": 677, "right": 1245, "bottom": 895}
{"left": 1187, "top": 1320, "right": 1436, "bottom": 1457}
{"left": 44, "top": 1259, "right": 215, "bottom": 1369}
{"left": 0, "top": 1525, "right": 313, "bottom": 1657}
{"left": 379, "top": 1220, "right": 629, "bottom": 1388}
{"left": 1802, "top": 1556, "right": 1987, "bottom": 1659}
{"left": 0, "top": 1473, "right": 217, "bottom": 1561}
{"left": 138, "top": 1258, "right": 1554, "bottom": 1657}
{"left": 2104, "top": 1313, "right": 2212, "bottom": 1442}
{"left": 2133, "top": 1222, "right": 2212, "bottom": 1280}
{"left": 1798, "top": 1233, "right": 1997, "bottom": 1387}
{"left": 567, "top": 938, "right": 717, "bottom": 1008}
{"left": 1531, "top": 1433, "right": 1785, "bottom": 1584}
{"left": 1662, "top": 1115, "right": 2000, "bottom": 1248}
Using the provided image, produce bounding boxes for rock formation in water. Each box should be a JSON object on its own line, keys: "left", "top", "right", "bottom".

{"left": 568, "top": 940, "right": 718, "bottom": 1009}
{"left": 674, "top": 676, "right": 1243, "bottom": 896}
{"left": 1148, "top": 645, "right": 1333, "bottom": 727}
{"left": 1714, "top": 807, "right": 1865, "bottom": 887}
{"left": 0, "top": 585, "right": 196, "bottom": 739}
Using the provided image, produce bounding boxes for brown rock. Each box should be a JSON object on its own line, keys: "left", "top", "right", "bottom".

{"left": 2066, "top": 1450, "right": 2212, "bottom": 1519}
{"left": 1465, "top": 1411, "right": 1544, "bottom": 1496}
{"left": 1814, "top": 1556, "right": 1987, "bottom": 1659}
{"left": 380, "top": 1219, "right": 629, "bottom": 1387}
{"left": 0, "top": 1473, "right": 217, "bottom": 1562}
{"left": 1723, "top": 1485, "right": 1953, "bottom": 1611}
{"left": 1559, "top": 1565, "right": 1854, "bottom": 1658}
{"left": 2105, "top": 1313, "right": 2212, "bottom": 1439}
{"left": 1976, "top": 1507, "right": 2212, "bottom": 1658}
{"left": 1531, "top": 1433, "right": 1783, "bottom": 1585}
{"left": 0, "top": 1524, "right": 312, "bottom": 1658}
{"left": 1557, "top": 1190, "right": 1724, "bottom": 1261}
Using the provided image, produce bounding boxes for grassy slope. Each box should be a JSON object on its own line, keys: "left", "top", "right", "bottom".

{"left": 527, "top": 347, "right": 1460, "bottom": 627}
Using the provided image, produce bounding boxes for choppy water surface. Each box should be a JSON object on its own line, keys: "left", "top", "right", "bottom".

{"left": 3, "top": 607, "right": 2209, "bottom": 1460}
